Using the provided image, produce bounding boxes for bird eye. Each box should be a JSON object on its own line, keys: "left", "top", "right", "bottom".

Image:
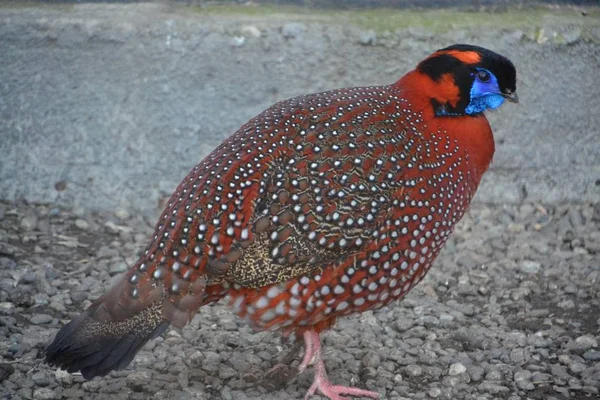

{"left": 476, "top": 70, "right": 491, "bottom": 82}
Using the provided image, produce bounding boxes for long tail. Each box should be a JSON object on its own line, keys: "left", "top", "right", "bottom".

{"left": 45, "top": 262, "right": 206, "bottom": 379}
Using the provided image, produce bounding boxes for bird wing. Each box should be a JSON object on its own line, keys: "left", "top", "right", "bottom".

{"left": 203, "top": 86, "right": 425, "bottom": 288}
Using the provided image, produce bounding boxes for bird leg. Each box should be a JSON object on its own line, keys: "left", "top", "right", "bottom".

{"left": 300, "top": 330, "right": 380, "bottom": 400}
{"left": 298, "top": 330, "right": 318, "bottom": 373}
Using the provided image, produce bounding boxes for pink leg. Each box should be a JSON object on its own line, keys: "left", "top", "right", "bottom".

{"left": 299, "top": 330, "right": 317, "bottom": 373}
{"left": 300, "top": 330, "right": 380, "bottom": 400}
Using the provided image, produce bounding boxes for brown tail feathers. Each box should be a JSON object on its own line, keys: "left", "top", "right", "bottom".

{"left": 44, "top": 263, "right": 206, "bottom": 379}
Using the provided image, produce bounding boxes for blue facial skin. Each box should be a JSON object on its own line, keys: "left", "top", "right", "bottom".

{"left": 464, "top": 68, "right": 505, "bottom": 115}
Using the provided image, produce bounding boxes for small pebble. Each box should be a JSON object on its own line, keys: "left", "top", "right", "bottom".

{"left": 583, "top": 350, "right": 600, "bottom": 361}
{"left": 359, "top": 30, "right": 377, "bottom": 46}
{"left": 521, "top": 260, "right": 541, "bottom": 274}
{"left": 30, "top": 314, "right": 53, "bottom": 324}
{"left": 0, "top": 364, "right": 15, "bottom": 381}
{"left": 20, "top": 215, "right": 38, "bottom": 231}
{"left": 514, "top": 370, "right": 534, "bottom": 390}
{"left": 448, "top": 363, "right": 467, "bottom": 376}
{"left": 0, "top": 302, "right": 15, "bottom": 315}
{"left": 405, "top": 364, "right": 423, "bottom": 377}
{"left": 54, "top": 369, "right": 73, "bottom": 385}
{"left": 362, "top": 351, "right": 381, "bottom": 369}
{"left": 32, "top": 371, "right": 51, "bottom": 387}
{"left": 114, "top": 208, "right": 130, "bottom": 220}
{"left": 126, "top": 370, "right": 152, "bottom": 392}
{"left": 281, "top": 23, "right": 305, "bottom": 39}
{"left": 33, "top": 388, "right": 56, "bottom": 400}
{"left": 108, "top": 263, "right": 128, "bottom": 276}
{"left": 74, "top": 219, "right": 89, "bottom": 230}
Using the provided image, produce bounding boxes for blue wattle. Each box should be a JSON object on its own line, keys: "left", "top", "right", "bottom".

{"left": 465, "top": 93, "right": 505, "bottom": 115}
{"left": 464, "top": 72, "right": 505, "bottom": 115}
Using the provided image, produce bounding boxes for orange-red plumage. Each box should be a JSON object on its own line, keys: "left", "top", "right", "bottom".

{"left": 46, "top": 44, "right": 517, "bottom": 399}
{"left": 438, "top": 49, "right": 482, "bottom": 64}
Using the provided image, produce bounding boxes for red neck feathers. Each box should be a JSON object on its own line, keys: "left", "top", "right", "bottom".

{"left": 394, "top": 70, "right": 496, "bottom": 184}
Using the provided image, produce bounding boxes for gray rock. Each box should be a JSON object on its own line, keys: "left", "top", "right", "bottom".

{"left": 550, "top": 364, "right": 573, "bottom": 381}
{"left": 33, "top": 293, "right": 49, "bottom": 306}
{"left": 70, "top": 291, "right": 88, "bottom": 302}
{"left": 126, "top": 370, "right": 152, "bottom": 392}
{"left": 20, "top": 215, "right": 38, "bottom": 231}
{"left": 218, "top": 365, "right": 237, "bottom": 380}
{"left": 417, "top": 316, "right": 439, "bottom": 328}
{"left": 33, "top": 388, "right": 56, "bottom": 400}
{"left": 114, "top": 208, "right": 130, "bottom": 220}
{"left": 0, "top": 302, "right": 15, "bottom": 315}
{"left": 240, "top": 25, "right": 261, "bottom": 38}
{"left": 583, "top": 350, "right": 600, "bottom": 361}
{"left": 54, "top": 369, "right": 73, "bottom": 386}
{"left": 514, "top": 370, "right": 534, "bottom": 390}
{"left": 31, "top": 371, "right": 51, "bottom": 387}
{"left": 74, "top": 218, "right": 89, "bottom": 230}
{"left": 281, "top": 23, "right": 306, "bottom": 39}
{"left": 0, "top": 364, "right": 14, "bottom": 381}
{"left": 0, "top": 315, "right": 17, "bottom": 326}
{"left": 109, "top": 263, "right": 128, "bottom": 276}
{"left": 485, "top": 369, "right": 502, "bottom": 381}
{"left": 230, "top": 36, "right": 245, "bottom": 47}
{"left": 20, "top": 272, "right": 37, "bottom": 284}
{"left": 29, "top": 314, "right": 53, "bottom": 325}
{"left": 563, "top": 28, "right": 583, "bottom": 45}
{"left": 509, "top": 348, "right": 530, "bottom": 365}
{"left": 359, "top": 30, "right": 377, "bottom": 46}
{"left": 572, "top": 335, "right": 598, "bottom": 351}
{"left": 97, "top": 246, "right": 120, "bottom": 259}
{"left": 62, "top": 387, "right": 84, "bottom": 398}
{"left": 521, "top": 260, "right": 541, "bottom": 274}
{"left": 532, "top": 372, "right": 552, "bottom": 384}
{"left": 557, "top": 299, "right": 575, "bottom": 310}
{"left": 467, "top": 365, "right": 484, "bottom": 382}
{"left": 395, "top": 318, "right": 415, "bottom": 332}
{"left": 362, "top": 351, "right": 381, "bottom": 369}
{"left": 448, "top": 363, "right": 467, "bottom": 376}
{"left": 569, "top": 361, "right": 587, "bottom": 374}
{"left": 404, "top": 364, "right": 422, "bottom": 377}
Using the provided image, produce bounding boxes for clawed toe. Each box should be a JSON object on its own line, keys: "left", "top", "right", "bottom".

{"left": 300, "top": 331, "right": 380, "bottom": 400}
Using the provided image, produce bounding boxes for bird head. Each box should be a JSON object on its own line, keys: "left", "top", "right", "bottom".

{"left": 410, "top": 44, "right": 517, "bottom": 117}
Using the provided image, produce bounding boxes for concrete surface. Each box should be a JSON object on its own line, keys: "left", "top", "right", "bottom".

{"left": 0, "top": 4, "right": 599, "bottom": 218}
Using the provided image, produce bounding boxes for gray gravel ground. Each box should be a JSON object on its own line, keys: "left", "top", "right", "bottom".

{"left": 0, "top": 200, "right": 598, "bottom": 399}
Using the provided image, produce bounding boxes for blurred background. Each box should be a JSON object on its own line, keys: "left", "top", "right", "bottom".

{"left": 0, "top": 0, "right": 598, "bottom": 217}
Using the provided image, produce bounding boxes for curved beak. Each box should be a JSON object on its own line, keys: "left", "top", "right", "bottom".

{"left": 503, "top": 91, "right": 519, "bottom": 103}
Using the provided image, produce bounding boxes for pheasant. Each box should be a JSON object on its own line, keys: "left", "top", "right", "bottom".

{"left": 46, "top": 44, "right": 517, "bottom": 399}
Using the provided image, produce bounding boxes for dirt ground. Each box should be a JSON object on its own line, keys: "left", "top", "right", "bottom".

{"left": 0, "top": 200, "right": 598, "bottom": 400}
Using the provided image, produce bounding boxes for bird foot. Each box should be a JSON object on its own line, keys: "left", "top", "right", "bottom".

{"left": 304, "top": 377, "right": 381, "bottom": 400}
{"left": 300, "top": 331, "right": 380, "bottom": 400}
